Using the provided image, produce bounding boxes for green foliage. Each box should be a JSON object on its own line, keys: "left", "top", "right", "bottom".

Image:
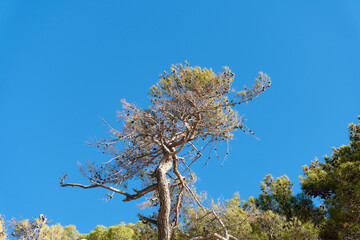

{"left": 254, "top": 210, "right": 287, "bottom": 239}
{"left": 301, "top": 117, "right": 360, "bottom": 239}
{"left": 179, "top": 194, "right": 253, "bottom": 239}
{"left": 7, "top": 215, "right": 79, "bottom": 240}
{"left": 81, "top": 222, "right": 157, "bottom": 240}
{"left": 279, "top": 218, "right": 320, "bottom": 240}
{"left": 41, "top": 224, "right": 80, "bottom": 240}
{"left": 244, "top": 174, "right": 324, "bottom": 225}
{"left": 9, "top": 218, "right": 38, "bottom": 239}
{"left": 84, "top": 225, "right": 107, "bottom": 240}
{"left": 149, "top": 62, "right": 271, "bottom": 141}
{"left": 222, "top": 194, "right": 253, "bottom": 238}
{"left": 105, "top": 224, "right": 134, "bottom": 240}
{"left": 179, "top": 193, "right": 320, "bottom": 240}
{"left": 131, "top": 221, "right": 157, "bottom": 240}
{"left": 258, "top": 174, "right": 295, "bottom": 219}
{"left": 63, "top": 225, "right": 80, "bottom": 240}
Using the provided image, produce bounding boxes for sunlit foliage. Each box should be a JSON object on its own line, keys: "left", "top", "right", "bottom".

{"left": 301, "top": 117, "right": 360, "bottom": 239}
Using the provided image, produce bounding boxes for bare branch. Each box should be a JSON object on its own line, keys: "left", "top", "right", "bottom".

{"left": 190, "top": 233, "right": 226, "bottom": 240}
{"left": 61, "top": 180, "right": 157, "bottom": 202}
{"left": 59, "top": 174, "right": 67, "bottom": 184}
{"left": 190, "top": 233, "right": 238, "bottom": 240}
{"left": 188, "top": 141, "right": 202, "bottom": 157}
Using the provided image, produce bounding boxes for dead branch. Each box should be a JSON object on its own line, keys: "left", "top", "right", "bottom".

{"left": 59, "top": 174, "right": 67, "bottom": 184}
{"left": 190, "top": 233, "right": 238, "bottom": 240}
{"left": 61, "top": 180, "right": 157, "bottom": 202}
{"left": 190, "top": 232, "right": 238, "bottom": 240}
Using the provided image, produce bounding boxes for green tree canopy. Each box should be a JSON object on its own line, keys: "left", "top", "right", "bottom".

{"left": 301, "top": 117, "right": 360, "bottom": 239}
{"left": 180, "top": 193, "right": 319, "bottom": 240}
{"left": 249, "top": 174, "right": 323, "bottom": 224}
{"left": 8, "top": 215, "right": 79, "bottom": 240}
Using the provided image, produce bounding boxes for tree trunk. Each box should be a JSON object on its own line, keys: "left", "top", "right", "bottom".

{"left": 156, "top": 159, "right": 173, "bottom": 240}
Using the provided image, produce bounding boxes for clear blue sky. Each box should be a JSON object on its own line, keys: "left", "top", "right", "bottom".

{"left": 1, "top": 0, "right": 359, "bottom": 234}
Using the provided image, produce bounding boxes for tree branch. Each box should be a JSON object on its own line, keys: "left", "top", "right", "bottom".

{"left": 190, "top": 233, "right": 226, "bottom": 240}
{"left": 61, "top": 180, "right": 157, "bottom": 202}
{"left": 190, "top": 233, "right": 238, "bottom": 240}
{"left": 139, "top": 214, "right": 157, "bottom": 225}
{"left": 172, "top": 157, "right": 185, "bottom": 240}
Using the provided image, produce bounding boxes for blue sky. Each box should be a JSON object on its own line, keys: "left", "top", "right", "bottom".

{"left": 1, "top": 0, "right": 359, "bottom": 234}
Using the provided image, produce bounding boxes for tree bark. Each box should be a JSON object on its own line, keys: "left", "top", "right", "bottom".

{"left": 156, "top": 158, "right": 173, "bottom": 240}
